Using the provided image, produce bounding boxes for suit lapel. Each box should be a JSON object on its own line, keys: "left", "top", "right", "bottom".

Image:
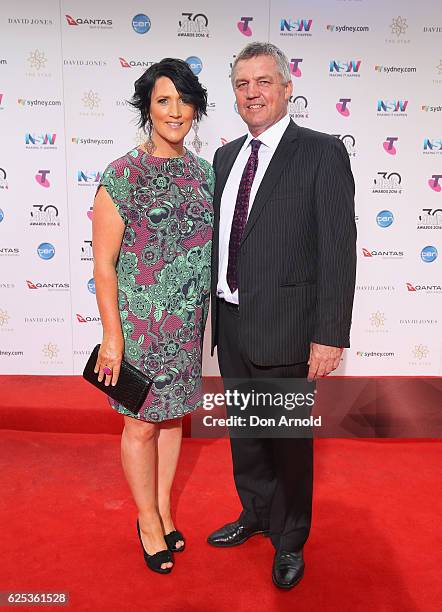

{"left": 241, "top": 121, "right": 300, "bottom": 244}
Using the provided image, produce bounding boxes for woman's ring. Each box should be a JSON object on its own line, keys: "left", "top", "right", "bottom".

{"left": 103, "top": 366, "right": 112, "bottom": 375}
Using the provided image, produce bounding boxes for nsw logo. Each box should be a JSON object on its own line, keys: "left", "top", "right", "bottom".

{"left": 237, "top": 17, "right": 253, "bottom": 36}
{"left": 37, "top": 242, "right": 55, "bottom": 260}
{"left": 329, "top": 60, "right": 361, "bottom": 77}
{"left": 423, "top": 138, "right": 442, "bottom": 154}
{"left": 77, "top": 170, "right": 101, "bottom": 185}
{"left": 280, "top": 18, "right": 313, "bottom": 35}
{"left": 25, "top": 133, "right": 56, "bottom": 148}
{"left": 377, "top": 100, "right": 408, "bottom": 116}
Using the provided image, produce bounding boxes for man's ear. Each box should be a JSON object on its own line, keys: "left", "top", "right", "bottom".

{"left": 285, "top": 79, "right": 293, "bottom": 101}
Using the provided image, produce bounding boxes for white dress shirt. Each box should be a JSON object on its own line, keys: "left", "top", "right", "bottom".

{"left": 217, "top": 113, "right": 291, "bottom": 304}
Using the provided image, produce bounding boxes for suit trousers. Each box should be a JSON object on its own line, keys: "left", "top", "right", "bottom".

{"left": 216, "top": 298, "right": 313, "bottom": 552}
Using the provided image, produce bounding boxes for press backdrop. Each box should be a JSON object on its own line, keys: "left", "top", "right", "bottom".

{"left": 0, "top": 0, "right": 441, "bottom": 375}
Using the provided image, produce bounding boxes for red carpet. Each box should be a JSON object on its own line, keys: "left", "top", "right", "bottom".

{"left": 0, "top": 431, "right": 440, "bottom": 611}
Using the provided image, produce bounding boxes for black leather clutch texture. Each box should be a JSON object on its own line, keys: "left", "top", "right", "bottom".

{"left": 82, "top": 344, "right": 153, "bottom": 415}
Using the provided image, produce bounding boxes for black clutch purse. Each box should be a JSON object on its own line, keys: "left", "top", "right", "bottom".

{"left": 82, "top": 344, "right": 153, "bottom": 415}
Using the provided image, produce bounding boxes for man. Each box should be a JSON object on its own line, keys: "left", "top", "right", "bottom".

{"left": 207, "top": 42, "right": 356, "bottom": 589}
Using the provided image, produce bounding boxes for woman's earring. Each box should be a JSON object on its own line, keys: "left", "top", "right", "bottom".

{"left": 190, "top": 119, "right": 202, "bottom": 155}
{"left": 144, "top": 138, "right": 156, "bottom": 155}
{"left": 144, "top": 123, "right": 156, "bottom": 155}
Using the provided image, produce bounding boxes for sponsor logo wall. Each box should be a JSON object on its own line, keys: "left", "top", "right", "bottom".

{"left": 0, "top": 0, "right": 441, "bottom": 375}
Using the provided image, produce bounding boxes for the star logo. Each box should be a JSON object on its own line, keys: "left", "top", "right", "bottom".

{"left": 390, "top": 16, "right": 408, "bottom": 37}
{"left": 0, "top": 309, "right": 10, "bottom": 327}
{"left": 436, "top": 60, "right": 442, "bottom": 75}
{"left": 28, "top": 49, "right": 47, "bottom": 71}
{"left": 412, "top": 344, "right": 429, "bottom": 360}
{"left": 369, "top": 311, "right": 386, "bottom": 328}
{"left": 42, "top": 342, "right": 59, "bottom": 359}
{"left": 82, "top": 90, "right": 100, "bottom": 110}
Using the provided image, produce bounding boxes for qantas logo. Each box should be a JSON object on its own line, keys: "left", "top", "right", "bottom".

{"left": 65, "top": 15, "right": 78, "bottom": 25}
{"left": 406, "top": 282, "right": 442, "bottom": 292}
{"left": 76, "top": 313, "right": 101, "bottom": 323}
{"left": 362, "top": 248, "right": 404, "bottom": 258}
{"left": 119, "top": 57, "right": 154, "bottom": 68}
{"left": 26, "top": 279, "right": 70, "bottom": 289}
{"left": 65, "top": 14, "right": 113, "bottom": 27}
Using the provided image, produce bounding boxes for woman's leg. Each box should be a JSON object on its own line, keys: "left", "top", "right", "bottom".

{"left": 121, "top": 415, "right": 173, "bottom": 569}
{"left": 157, "top": 418, "right": 184, "bottom": 548}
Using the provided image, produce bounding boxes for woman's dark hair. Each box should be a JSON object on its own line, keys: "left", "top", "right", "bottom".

{"left": 130, "top": 58, "right": 207, "bottom": 134}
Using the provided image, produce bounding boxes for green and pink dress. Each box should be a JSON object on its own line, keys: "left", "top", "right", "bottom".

{"left": 99, "top": 147, "right": 214, "bottom": 422}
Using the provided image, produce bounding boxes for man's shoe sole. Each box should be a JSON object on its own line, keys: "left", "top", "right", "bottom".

{"left": 207, "top": 530, "right": 269, "bottom": 548}
{"left": 271, "top": 568, "right": 304, "bottom": 590}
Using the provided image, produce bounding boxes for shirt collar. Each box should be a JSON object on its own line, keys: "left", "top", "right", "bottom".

{"left": 241, "top": 114, "right": 291, "bottom": 153}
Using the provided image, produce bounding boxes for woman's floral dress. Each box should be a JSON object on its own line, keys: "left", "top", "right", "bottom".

{"left": 99, "top": 147, "right": 214, "bottom": 422}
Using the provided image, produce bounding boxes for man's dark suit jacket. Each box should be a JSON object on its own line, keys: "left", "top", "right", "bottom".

{"left": 210, "top": 119, "right": 357, "bottom": 366}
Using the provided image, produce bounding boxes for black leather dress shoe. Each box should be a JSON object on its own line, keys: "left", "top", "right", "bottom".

{"left": 207, "top": 520, "right": 269, "bottom": 547}
{"left": 272, "top": 549, "right": 305, "bottom": 589}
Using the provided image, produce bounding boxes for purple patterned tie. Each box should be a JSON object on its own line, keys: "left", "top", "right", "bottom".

{"left": 227, "top": 139, "right": 262, "bottom": 292}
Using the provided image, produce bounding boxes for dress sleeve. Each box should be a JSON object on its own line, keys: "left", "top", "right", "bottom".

{"left": 97, "top": 161, "right": 131, "bottom": 225}
{"left": 198, "top": 157, "right": 215, "bottom": 197}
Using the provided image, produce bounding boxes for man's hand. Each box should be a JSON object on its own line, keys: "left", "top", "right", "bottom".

{"left": 307, "top": 343, "right": 343, "bottom": 381}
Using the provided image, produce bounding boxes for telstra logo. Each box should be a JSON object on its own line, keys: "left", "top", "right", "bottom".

{"left": 336, "top": 98, "right": 351, "bottom": 116}
{"left": 428, "top": 174, "right": 442, "bottom": 192}
{"left": 237, "top": 17, "right": 253, "bottom": 36}
{"left": 383, "top": 137, "right": 398, "bottom": 155}
{"left": 35, "top": 169, "right": 50, "bottom": 187}
{"left": 290, "top": 58, "right": 303, "bottom": 77}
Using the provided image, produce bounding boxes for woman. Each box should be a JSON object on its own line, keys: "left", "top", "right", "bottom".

{"left": 92, "top": 58, "right": 213, "bottom": 574}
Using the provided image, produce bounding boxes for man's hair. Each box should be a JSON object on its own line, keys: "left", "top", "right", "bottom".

{"left": 231, "top": 42, "right": 291, "bottom": 86}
